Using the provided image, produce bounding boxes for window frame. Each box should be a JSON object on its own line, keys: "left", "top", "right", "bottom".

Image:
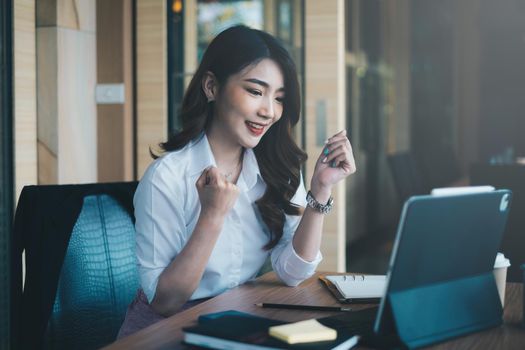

{"left": 0, "top": 0, "right": 14, "bottom": 347}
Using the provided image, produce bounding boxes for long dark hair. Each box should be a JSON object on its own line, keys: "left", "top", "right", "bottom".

{"left": 155, "top": 25, "right": 306, "bottom": 250}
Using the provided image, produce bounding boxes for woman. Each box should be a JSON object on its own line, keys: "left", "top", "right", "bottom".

{"left": 118, "top": 25, "right": 355, "bottom": 338}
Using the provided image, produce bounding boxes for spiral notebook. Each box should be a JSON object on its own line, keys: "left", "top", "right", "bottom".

{"left": 320, "top": 275, "right": 386, "bottom": 303}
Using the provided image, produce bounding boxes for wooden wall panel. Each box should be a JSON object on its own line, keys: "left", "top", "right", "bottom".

{"left": 97, "top": 0, "right": 134, "bottom": 182}
{"left": 36, "top": 27, "right": 58, "bottom": 184}
{"left": 57, "top": 0, "right": 96, "bottom": 31}
{"left": 183, "top": 0, "right": 197, "bottom": 89}
{"left": 57, "top": 28, "right": 97, "bottom": 184}
{"left": 36, "top": 0, "right": 97, "bottom": 185}
{"left": 14, "top": 0, "right": 38, "bottom": 200}
{"left": 123, "top": 0, "right": 134, "bottom": 180}
{"left": 305, "top": 0, "right": 346, "bottom": 272}
{"left": 136, "top": 0, "right": 167, "bottom": 177}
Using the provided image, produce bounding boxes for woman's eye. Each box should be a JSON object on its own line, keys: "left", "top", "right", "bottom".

{"left": 275, "top": 96, "right": 284, "bottom": 104}
{"left": 247, "top": 88, "right": 262, "bottom": 96}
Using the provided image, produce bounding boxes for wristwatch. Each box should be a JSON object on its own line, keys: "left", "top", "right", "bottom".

{"left": 306, "top": 190, "right": 334, "bottom": 214}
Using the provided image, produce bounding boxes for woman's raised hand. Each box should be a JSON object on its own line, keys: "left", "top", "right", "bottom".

{"left": 196, "top": 166, "right": 239, "bottom": 217}
{"left": 311, "top": 130, "right": 356, "bottom": 196}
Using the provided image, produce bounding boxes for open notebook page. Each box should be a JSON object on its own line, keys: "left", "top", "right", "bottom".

{"left": 325, "top": 275, "right": 386, "bottom": 299}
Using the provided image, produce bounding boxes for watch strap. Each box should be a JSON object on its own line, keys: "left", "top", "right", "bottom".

{"left": 306, "top": 190, "right": 333, "bottom": 214}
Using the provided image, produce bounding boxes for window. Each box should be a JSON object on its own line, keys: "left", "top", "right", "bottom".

{"left": 197, "top": 0, "right": 264, "bottom": 61}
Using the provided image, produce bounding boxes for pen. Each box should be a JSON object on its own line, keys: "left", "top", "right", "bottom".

{"left": 255, "top": 303, "right": 352, "bottom": 312}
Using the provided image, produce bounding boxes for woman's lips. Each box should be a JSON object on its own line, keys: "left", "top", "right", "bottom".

{"left": 246, "top": 121, "right": 266, "bottom": 136}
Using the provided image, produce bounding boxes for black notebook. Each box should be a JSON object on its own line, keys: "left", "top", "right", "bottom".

{"left": 182, "top": 310, "right": 360, "bottom": 350}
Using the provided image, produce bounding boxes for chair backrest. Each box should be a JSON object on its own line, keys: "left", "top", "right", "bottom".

{"left": 387, "top": 152, "right": 428, "bottom": 203}
{"left": 43, "top": 194, "right": 139, "bottom": 349}
{"left": 11, "top": 182, "right": 138, "bottom": 349}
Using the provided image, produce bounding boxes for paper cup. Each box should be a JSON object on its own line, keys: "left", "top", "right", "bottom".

{"left": 493, "top": 252, "right": 511, "bottom": 307}
{"left": 521, "top": 264, "right": 525, "bottom": 324}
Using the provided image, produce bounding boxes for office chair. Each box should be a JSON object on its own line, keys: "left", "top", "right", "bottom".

{"left": 11, "top": 182, "right": 139, "bottom": 350}
{"left": 387, "top": 151, "right": 428, "bottom": 204}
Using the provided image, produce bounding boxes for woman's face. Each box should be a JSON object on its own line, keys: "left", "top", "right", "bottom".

{"left": 210, "top": 58, "right": 285, "bottom": 149}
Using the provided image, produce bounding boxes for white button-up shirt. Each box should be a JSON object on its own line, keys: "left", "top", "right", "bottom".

{"left": 134, "top": 134, "right": 322, "bottom": 303}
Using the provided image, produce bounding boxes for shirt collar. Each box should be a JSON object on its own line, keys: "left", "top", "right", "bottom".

{"left": 187, "top": 134, "right": 263, "bottom": 190}
{"left": 187, "top": 134, "right": 217, "bottom": 177}
{"left": 241, "top": 148, "right": 263, "bottom": 190}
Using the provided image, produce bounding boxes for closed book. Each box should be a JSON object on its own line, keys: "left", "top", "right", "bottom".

{"left": 183, "top": 310, "right": 360, "bottom": 350}
{"left": 320, "top": 275, "right": 385, "bottom": 303}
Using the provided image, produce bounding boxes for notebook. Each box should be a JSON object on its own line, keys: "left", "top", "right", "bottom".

{"left": 325, "top": 190, "right": 512, "bottom": 349}
{"left": 320, "top": 275, "right": 385, "bottom": 303}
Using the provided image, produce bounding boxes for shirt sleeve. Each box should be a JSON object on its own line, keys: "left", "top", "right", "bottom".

{"left": 270, "top": 173, "right": 323, "bottom": 286}
{"left": 134, "top": 160, "right": 187, "bottom": 303}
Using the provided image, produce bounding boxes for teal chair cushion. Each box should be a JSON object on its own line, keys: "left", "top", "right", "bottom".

{"left": 44, "top": 194, "right": 139, "bottom": 349}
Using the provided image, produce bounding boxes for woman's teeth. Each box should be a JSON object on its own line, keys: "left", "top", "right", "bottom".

{"left": 246, "top": 121, "right": 263, "bottom": 130}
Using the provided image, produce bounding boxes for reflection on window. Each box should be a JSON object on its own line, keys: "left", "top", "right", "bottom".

{"left": 197, "top": 0, "right": 263, "bottom": 61}
{"left": 277, "top": 0, "right": 292, "bottom": 43}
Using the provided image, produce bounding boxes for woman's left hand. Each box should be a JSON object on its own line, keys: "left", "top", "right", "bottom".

{"left": 311, "top": 130, "right": 356, "bottom": 196}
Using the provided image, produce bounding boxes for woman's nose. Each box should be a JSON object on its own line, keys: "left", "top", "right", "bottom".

{"left": 258, "top": 97, "right": 275, "bottom": 120}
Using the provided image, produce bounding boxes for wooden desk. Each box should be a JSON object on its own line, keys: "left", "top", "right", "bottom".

{"left": 104, "top": 272, "right": 525, "bottom": 349}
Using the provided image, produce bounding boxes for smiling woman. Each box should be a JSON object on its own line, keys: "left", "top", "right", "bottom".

{"left": 154, "top": 25, "right": 306, "bottom": 253}
{"left": 117, "top": 25, "right": 356, "bottom": 338}
{"left": 204, "top": 59, "right": 285, "bottom": 160}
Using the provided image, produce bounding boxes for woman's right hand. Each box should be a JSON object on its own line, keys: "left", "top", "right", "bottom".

{"left": 196, "top": 166, "right": 239, "bottom": 217}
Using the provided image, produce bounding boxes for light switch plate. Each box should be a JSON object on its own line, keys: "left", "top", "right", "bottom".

{"left": 96, "top": 83, "right": 125, "bottom": 104}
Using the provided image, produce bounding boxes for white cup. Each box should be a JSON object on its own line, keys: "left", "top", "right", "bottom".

{"left": 493, "top": 252, "right": 511, "bottom": 307}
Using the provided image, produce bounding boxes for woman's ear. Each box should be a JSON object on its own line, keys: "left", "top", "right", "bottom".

{"left": 202, "top": 71, "right": 218, "bottom": 102}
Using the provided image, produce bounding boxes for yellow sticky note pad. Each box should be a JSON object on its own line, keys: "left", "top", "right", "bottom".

{"left": 268, "top": 319, "right": 337, "bottom": 344}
